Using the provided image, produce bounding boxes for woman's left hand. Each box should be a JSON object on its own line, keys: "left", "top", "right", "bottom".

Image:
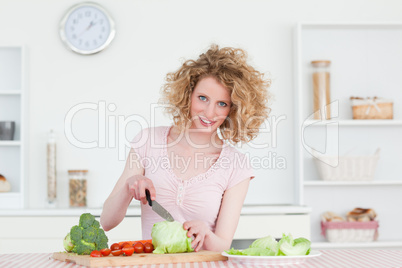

{"left": 183, "top": 220, "right": 210, "bottom": 251}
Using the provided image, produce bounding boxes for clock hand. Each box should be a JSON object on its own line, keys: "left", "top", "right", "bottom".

{"left": 78, "top": 21, "right": 97, "bottom": 37}
{"left": 86, "top": 21, "right": 97, "bottom": 30}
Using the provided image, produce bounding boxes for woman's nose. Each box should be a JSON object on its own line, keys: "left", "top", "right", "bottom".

{"left": 205, "top": 103, "right": 216, "bottom": 119}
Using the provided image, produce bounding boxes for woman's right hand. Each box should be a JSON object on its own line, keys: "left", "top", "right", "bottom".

{"left": 126, "top": 174, "right": 156, "bottom": 204}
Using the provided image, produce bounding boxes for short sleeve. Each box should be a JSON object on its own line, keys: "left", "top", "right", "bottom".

{"left": 130, "top": 128, "right": 151, "bottom": 167}
{"left": 226, "top": 152, "right": 254, "bottom": 190}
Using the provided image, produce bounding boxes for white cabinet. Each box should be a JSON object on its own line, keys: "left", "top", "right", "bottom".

{"left": 0, "top": 216, "right": 142, "bottom": 254}
{"left": 294, "top": 23, "right": 402, "bottom": 247}
{"left": 0, "top": 46, "right": 25, "bottom": 208}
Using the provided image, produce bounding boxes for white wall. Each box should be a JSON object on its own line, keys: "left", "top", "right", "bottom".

{"left": 1, "top": 0, "right": 401, "bottom": 209}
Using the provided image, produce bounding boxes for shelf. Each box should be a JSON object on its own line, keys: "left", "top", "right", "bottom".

{"left": 0, "top": 192, "right": 20, "bottom": 197}
{"left": 312, "top": 241, "right": 402, "bottom": 249}
{"left": 295, "top": 23, "right": 402, "bottom": 244}
{"left": 0, "top": 141, "right": 21, "bottom": 146}
{"left": 0, "top": 90, "right": 22, "bottom": 95}
{"left": 304, "top": 181, "right": 402, "bottom": 186}
{"left": 0, "top": 45, "right": 24, "bottom": 209}
{"left": 303, "top": 119, "right": 402, "bottom": 127}
{"left": 0, "top": 192, "right": 22, "bottom": 209}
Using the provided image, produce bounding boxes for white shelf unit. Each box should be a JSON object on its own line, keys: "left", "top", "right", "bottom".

{"left": 294, "top": 23, "right": 402, "bottom": 245}
{"left": 0, "top": 46, "right": 25, "bottom": 209}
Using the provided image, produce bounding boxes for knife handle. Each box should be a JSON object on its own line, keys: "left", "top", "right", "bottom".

{"left": 145, "top": 189, "right": 152, "bottom": 206}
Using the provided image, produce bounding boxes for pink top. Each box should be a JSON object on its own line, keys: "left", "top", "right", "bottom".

{"left": 130, "top": 126, "right": 254, "bottom": 239}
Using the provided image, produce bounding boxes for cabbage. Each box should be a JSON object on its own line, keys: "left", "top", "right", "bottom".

{"left": 225, "top": 233, "right": 311, "bottom": 256}
{"left": 63, "top": 233, "right": 74, "bottom": 252}
{"left": 242, "top": 247, "right": 276, "bottom": 256}
{"left": 225, "top": 247, "right": 276, "bottom": 256}
{"left": 277, "top": 234, "right": 311, "bottom": 256}
{"left": 151, "top": 221, "right": 194, "bottom": 254}
{"left": 225, "top": 248, "right": 244, "bottom": 255}
{"left": 250, "top": 235, "right": 279, "bottom": 255}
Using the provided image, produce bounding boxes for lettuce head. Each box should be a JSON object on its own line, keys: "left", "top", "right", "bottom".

{"left": 250, "top": 235, "right": 279, "bottom": 255}
{"left": 151, "top": 221, "right": 194, "bottom": 254}
{"left": 225, "top": 233, "right": 311, "bottom": 257}
{"left": 277, "top": 233, "right": 311, "bottom": 256}
{"left": 225, "top": 247, "right": 276, "bottom": 256}
{"left": 242, "top": 247, "right": 276, "bottom": 256}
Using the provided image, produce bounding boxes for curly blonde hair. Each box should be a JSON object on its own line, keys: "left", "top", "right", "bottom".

{"left": 160, "top": 44, "right": 271, "bottom": 144}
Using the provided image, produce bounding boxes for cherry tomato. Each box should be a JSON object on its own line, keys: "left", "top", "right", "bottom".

{"left": 90, "top": 250, "right": 102, "bottom": 257}
{"left": 120, "top": 242, "right": 131, "bottom": 249}
{"left": 122, "top": 245, "right": 135, "bottom": 256}
{"left": 111, "top": 249, "right": 122, "bottom": 256}
{"left": 110, "top": 243, "right": 120, "bottom": 251}
{"left": 100, "top": 248, "right": 111, "bottom": 256}
{"left": 133, "top": 242, "right": 144, "bottom": 254}
{"left": 143, "top": 242, "right": 154, "bottom": 253}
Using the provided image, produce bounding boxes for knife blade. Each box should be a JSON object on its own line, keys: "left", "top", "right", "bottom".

{"left": 145, "top": 189, "right": 174, "bottom": 222}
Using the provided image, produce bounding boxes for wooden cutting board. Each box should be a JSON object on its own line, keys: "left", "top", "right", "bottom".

{"left": 52, "top": 251, "right": 228, "bottom": 267}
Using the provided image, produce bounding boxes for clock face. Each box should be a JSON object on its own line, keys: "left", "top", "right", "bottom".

{"left": 60, "top": 3, "right": 115, "bottom": 55}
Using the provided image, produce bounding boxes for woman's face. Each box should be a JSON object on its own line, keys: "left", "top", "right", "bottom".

{"left": 190, "top": 76, "right": 231, "bottom": 133}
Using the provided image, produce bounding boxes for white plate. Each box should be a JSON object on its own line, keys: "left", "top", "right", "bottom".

{"left": 222, "top": 250, "right": 322, "bottom": 266}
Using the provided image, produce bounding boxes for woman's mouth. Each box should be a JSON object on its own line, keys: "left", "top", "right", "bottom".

{"left": 199, "top": 116, "right": 215, "bottom": 127}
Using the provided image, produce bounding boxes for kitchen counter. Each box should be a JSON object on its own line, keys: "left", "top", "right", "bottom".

{"left": 1, "top": 249, "right": 401, "bottom": 267}
{"left": 0, "top": 205, "right": 312, "bottom": 254}
{"left": 0, "top": 204, "right": 311, "bottom": 216}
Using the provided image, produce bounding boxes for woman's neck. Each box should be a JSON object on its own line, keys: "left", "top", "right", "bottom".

{"left": 170, "top": 126, "right": 224, "bottom": 150}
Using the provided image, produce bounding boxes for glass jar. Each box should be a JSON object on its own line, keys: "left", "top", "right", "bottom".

{"left": 47, "top": 130, "right": 57, "bottom": 206}
{"left": 311, "top": 60, "right": 331, "bottom": 120}
{"left": 68, "top": 170, "right": 88, "bottom": 207}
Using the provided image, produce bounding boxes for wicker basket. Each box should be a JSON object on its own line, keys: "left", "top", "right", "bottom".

{"left": 313, "top": 149, "right": 380, "bottom": 181}
{"left": 350, "top": 97, "right": 393, "bottom": 119}
{"left": 321, "top": 221, "right": 379, "bottom": 243}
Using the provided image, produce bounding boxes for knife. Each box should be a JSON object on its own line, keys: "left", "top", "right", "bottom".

{"left": 145, "top": 189, "right": 174, "bottom": 222}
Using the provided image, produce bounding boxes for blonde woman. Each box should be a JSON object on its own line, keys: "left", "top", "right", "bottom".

{"left": 101, "top": 44, "right": 271, "bottom": 252}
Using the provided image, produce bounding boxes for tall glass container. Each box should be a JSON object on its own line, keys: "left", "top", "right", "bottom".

{"left": 311, "top": 60, "right": 331, "bottom": 120}
{"left": 47, "top": 129, "right": 57, "bottom": 206}
{"left": 68, "top": 170, "right": 88, "bottom": 207}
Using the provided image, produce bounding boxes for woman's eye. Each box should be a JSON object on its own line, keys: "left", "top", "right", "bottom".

{"left": 199, "top": 96, "right": 207, "bottom": 101}
{"left": 218, "top": 102, "right": 227, "bottom": 107}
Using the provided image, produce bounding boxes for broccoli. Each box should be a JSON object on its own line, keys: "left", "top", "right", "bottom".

{"left": 63, "top": 213, "right": 109, "bottom": 255}
{"left": 79, "top": 213, "right": 95, "bottom": 228}
{"left": 70, "top": 225, "right": 83, "bottom": 243}
{"left": 95, "top": 228, "right": 109, "bottom": 250}
{"left": 92, "top": 220, "right": 100, "bottom": 229}
{"left": 72, "top": 239, "right": 96, "bottom": 255}
{"left": 83, "top": 226, "right": 97, "bottom": 243}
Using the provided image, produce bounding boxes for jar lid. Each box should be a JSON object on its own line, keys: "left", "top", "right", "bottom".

{"left": 311, "top": 60, "right": 331, "bottom": 67}
{"left": 68, "top": 170, "right": 88, "bottom": 173}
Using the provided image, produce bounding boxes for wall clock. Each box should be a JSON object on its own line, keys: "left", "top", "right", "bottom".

{"left": 59, "top": 2, "right": 116, "bottom": 55}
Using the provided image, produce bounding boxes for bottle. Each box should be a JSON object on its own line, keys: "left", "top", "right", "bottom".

{"left": 47, "top": 129, "right": 57, "bottom": 206}
{"left": 311, "top": 60, "right": 331, "bottom": 120}
{"left": 68, "top": 170, "right": 88, "bottom": 207}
